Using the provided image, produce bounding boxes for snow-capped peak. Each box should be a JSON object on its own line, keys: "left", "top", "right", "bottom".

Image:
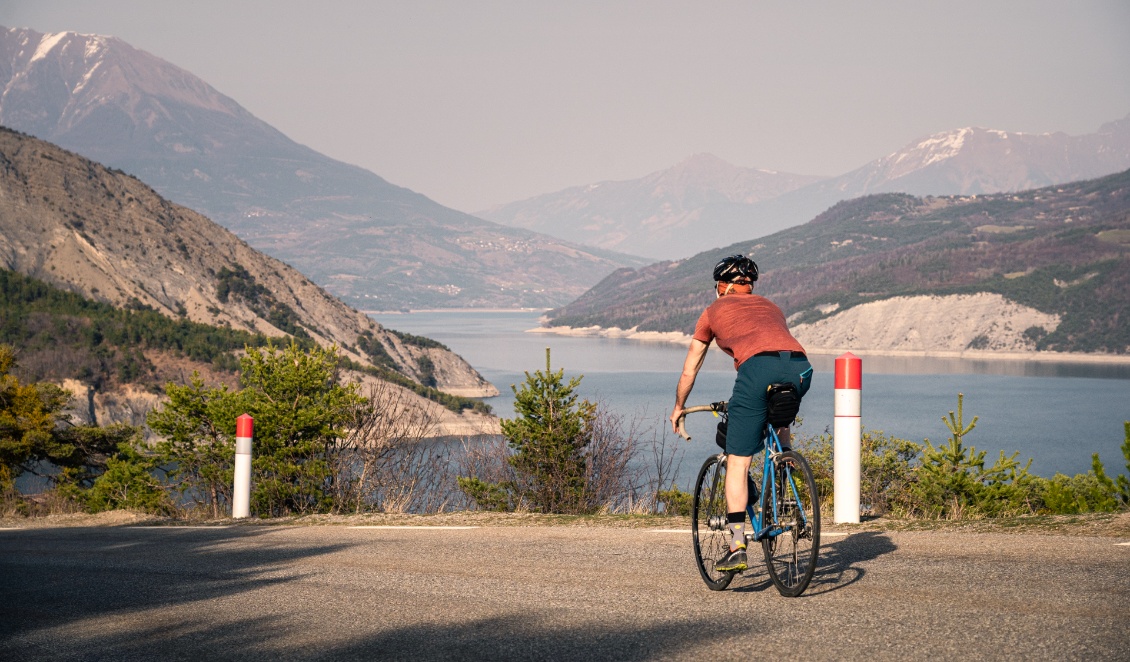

{"left": 910, "top": 127, "right": 972, "bottom": 166}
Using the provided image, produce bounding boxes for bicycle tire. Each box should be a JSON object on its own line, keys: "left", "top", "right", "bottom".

{"left": 761, "top": 450, "right": 820, "bottom": 597}
{"left": 692, "top": 454, "right": 735, "bottom": 590}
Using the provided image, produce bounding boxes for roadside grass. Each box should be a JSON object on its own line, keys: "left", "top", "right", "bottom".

{"left": 3, "top": 509, "right": 1128, "bottom": 537}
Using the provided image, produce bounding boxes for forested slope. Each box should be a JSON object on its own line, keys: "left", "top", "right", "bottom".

{"left": 548, "top": 169, "right": 1130, "bottom": 354}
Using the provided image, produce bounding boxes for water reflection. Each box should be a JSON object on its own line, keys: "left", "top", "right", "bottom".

{"left": 807, "top": 353, "right": 1130, "bottom": 380}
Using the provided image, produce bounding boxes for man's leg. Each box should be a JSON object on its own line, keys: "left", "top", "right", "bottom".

{"left": 716, "top": 359, "right": 771, "bottom": 572}
{"left": 714, "top": 453, "right": 753, "bottom": 572}
{"left": 725, "top": 453, "right": 753, "bottom": 519}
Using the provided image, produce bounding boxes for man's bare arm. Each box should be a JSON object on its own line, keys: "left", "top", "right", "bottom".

{"left": 670, "top": 339, "right": 710, "bottom": 433}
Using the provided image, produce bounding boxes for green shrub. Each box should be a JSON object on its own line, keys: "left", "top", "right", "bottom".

{"left": 459, "top": 349, "right": 597, "bottom": 514}
{"left": 800, "top": 398, "right": 1130, "bottom": 519}
{"left": 656, "top": 486, "right": 693, "bottom": 516}
{"left": 800, "top": 429, "right": 921, "bottom": 517}
{"left": 86, "top": 444, "right": 174, "bottom": 515}
{"left": 455, "top": 476, "right": 513, "bottom": 512}
{"left": 1039, "top": 422, "right": 1130, "bottom": 514}
{"left": 148, "top": 342, "right": 363, "bottom": 518}
{"left": 1037, "top": 468, "right": 1120, "bottom": 514}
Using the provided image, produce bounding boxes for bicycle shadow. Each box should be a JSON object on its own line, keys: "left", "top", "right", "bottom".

{"left": 726, "top": 530, "right": 897, "bottom": 595}
{"left": 804, "top": 530, "right": 897, "bottom": 596}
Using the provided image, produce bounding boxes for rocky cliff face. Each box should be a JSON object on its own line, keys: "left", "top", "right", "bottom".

{"left": 790, "top": 293, "right": 1061, "bottom": 354}
{"left": 0, "top": 126, "right": 498, "bottom": 403}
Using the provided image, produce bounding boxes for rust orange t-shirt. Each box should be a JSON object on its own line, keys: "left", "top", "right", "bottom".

{"left": 692, "top": 293, "right": 806, "bottom": 369}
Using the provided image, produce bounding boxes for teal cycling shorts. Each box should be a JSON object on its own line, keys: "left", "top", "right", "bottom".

{"left": 725, "top": 352, "right": 813, "bottom": 457}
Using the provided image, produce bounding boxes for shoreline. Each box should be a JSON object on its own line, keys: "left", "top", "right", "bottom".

{"left": 528, "top": 324, "right": 1130, "bottom": 365}
{"left": 363, "top": 308, "right": 549, "bottom": 315}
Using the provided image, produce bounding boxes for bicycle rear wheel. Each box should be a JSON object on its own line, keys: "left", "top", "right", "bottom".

{"left": 692, "top": 454, "right": 734, "bottom": 591}
{"left": 761, "top": 450, "right": 820, "bottom": 597}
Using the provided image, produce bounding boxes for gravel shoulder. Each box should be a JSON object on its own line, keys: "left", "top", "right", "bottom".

{"left": 3, "top": 509, "right": 1129, "bottom": 537}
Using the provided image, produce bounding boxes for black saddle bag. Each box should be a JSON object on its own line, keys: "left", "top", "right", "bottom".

{"left": 765, "top": 382, "right": 801, "bottom": 428}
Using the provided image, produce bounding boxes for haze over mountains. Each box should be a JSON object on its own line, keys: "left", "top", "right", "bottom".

{"left": 3, "top": 22, "right": 1129, "bottom": 342}
{"left": 0, "top": 26, "right": 646, "bottom": 310}
{"left": 484, "top": 117, "right": 1130, "bottom": 259}
{"left": 478, "top": 154, "right": 824, "bottom": 259}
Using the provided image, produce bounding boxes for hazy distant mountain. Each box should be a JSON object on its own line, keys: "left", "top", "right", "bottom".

{"left": 761, "top": 119, "right": 1130, "bottom": 229}
{"left": 478, "top": 153, "right": 825, "bottom": 259}
{"left": 485, "top": 118, "right": 1130, "bottom": 260}
{"left": 0, "top": 26, "right": 647, "bottom": 310}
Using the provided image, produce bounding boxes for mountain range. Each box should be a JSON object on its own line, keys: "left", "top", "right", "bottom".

{"left": 483, "top": 118, "right": 1130, "bottom": 260}
{"left": 0, "top": 26, "right": 647, "bottom": 310}
{"left": 546, "top": 169, "right": 1130, "bottom": 355}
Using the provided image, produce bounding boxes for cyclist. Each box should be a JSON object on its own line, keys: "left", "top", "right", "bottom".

{"left": 669, "top": 254, "right": 813, "bottom": 572}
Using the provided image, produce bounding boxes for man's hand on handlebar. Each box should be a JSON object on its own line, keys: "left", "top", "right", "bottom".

{"left": 669, "top": 401, "right": 727, "bottom": 442}
{"left": 669, "top": 406, "right": 687, "bottom": 437}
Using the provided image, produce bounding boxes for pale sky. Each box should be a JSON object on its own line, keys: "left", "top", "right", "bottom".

{"left": 2, "top": 1, "right": 1129, "bottom": 213}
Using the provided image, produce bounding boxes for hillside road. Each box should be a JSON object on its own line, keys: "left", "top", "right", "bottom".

{"left": 1, "top": 524, "right": 1127, "bottom": 660}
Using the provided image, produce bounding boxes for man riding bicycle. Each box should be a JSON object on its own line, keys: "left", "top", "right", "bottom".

{"left": 669, "top": 255, "right": 813, "bottom": 573}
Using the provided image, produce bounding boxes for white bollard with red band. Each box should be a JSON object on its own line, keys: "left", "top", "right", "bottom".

{"left": 834, "top": 353, "right": 862, "bottom": 524}
{"left": 233, "top": 414, "right": 253, "bottom": 519}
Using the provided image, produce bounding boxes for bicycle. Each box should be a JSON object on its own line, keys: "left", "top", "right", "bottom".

{"left": 675, "top": 399, "right": 821, "bottom": 597}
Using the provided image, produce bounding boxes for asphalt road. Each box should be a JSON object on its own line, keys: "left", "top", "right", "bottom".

{"left": 1, "top": 524, "right": 1127, "bottom": 661}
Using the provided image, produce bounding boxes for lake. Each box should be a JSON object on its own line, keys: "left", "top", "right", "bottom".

{"left": 370, "top": 310, "right": 1130, "bottom": 480}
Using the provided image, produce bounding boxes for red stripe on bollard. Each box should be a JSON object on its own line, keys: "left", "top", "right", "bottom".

{"left": 834, "top": 352, "right": 862, "bottom": 390}
{"left": 236, "top": 413, "right": 254, "bottom": 439}
{"left": 233, "top": 414, "right": 253, "bottom": 519}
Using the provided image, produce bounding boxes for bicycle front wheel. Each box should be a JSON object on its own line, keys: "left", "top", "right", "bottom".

{"left": 761, "top": 450, "right": 820, "bottom": 597}
{"left": 692, "top": 454, "right": 734, "bottom": 591}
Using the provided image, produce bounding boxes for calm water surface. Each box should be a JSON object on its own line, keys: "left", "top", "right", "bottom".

{"left": 372, "top": 310, "right": 1130, "bottom": 479}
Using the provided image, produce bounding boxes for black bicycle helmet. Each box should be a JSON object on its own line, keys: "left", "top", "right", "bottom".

{"left": 712, "top": 254, "right": 759, "bottom": 282}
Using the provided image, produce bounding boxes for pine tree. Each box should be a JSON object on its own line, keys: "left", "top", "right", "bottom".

{"left": 1, "top": 344, "right": 134, "bottom": 502}
{"left": 502, "top": 348, "right": 597, "bottom": 514}
{"left": 148, "top": 341, "right": 363, "bottom": 517}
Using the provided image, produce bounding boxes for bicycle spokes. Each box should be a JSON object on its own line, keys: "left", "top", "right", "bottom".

{"left": 760, "top": 450, "right": 821, "bottom": 597}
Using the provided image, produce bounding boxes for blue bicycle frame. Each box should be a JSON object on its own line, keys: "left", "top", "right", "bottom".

{"left": 743, "top": 425, "right": 810, "bottom": 543}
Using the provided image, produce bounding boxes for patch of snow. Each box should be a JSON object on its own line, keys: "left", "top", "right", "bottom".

{"left": 31, "top": 32, "right": 67, "bottom": 63}
{"left": 84, "top": 35, "right": 108, "bottom": 59}
{"left": 915, "top": 128, "right": 971, "bottom": 167}
{"left": 72, "top": 60, "right": 102, "bottom": 94}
